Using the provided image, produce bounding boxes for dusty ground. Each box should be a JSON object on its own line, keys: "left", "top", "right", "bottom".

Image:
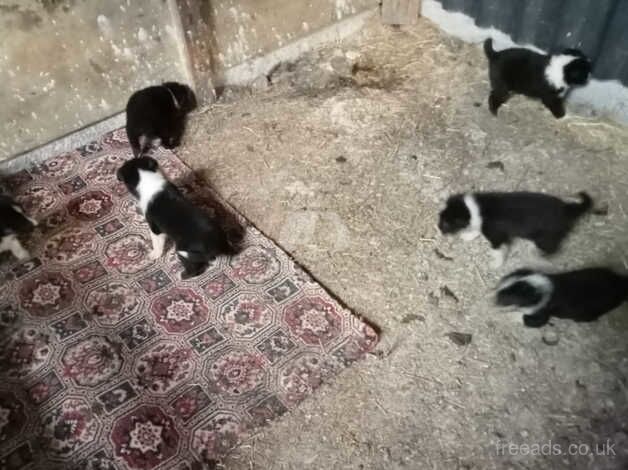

{"left": 179, "top": 17, "right": 628, "bottom": 470}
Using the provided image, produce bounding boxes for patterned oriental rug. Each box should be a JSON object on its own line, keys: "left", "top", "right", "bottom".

{"left": 0, "top": 129, "right": 378, "bottom": 470}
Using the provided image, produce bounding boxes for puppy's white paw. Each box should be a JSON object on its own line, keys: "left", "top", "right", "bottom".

{"left": 148, "top": 249, "right": 162, "bottom": 260}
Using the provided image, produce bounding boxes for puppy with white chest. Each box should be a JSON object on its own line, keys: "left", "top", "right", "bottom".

{"left": 438, "top": 191, "right": 592, "bottom": 268}
{"left": 116, "top": 157, "right": 237, "bottom": 279}
{"left": 484, "top": 38, "right": 591, "bottom": 118}
{"left": 125, "top": 82, "right": 197, "bottom": 158}
{"left": 0, "top": 195, "right": 38, "bottom": 261}
{"left": 496, "top": 267, "right": 628, "bottom": 327}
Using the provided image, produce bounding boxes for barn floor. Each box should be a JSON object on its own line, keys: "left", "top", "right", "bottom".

{"left": 179, "top": 16, "right": 628, "bottom": 470}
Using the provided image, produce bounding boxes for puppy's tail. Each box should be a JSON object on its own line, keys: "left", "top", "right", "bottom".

{"left": 496, "top": 270, "right": 553, "bottom": 308}
{"left": 565, "top": 191, "right": 593, "bottom": 219}
{"left": 483, "top": 38, "right": 496, "bottom": 59}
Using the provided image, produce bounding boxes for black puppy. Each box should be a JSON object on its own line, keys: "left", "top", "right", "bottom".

{"left": 484, "top": 38, "right": 591, "bottom": 118}
{"left": 0, "top": 195, "right": 37, "bottom": 261}
{"left": 496, "top": 267, "right": 628, "bottom": 327}
{"left": 125, "top": 82, "right": 197, "bottom": 157}
{"left": 438, "top": 191, "right": 592, "bottom": 268}
{"left": 116, "top": 156, "right": 237, "bottom": 279}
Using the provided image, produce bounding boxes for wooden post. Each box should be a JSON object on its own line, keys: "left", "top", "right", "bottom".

{"left": 382, "top": 0, "right": 421, "bottom": 25}
{"left": 171, "top": 0, "right": 217, "bottom": 104}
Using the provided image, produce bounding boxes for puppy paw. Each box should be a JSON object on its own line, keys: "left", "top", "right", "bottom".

{"left": 148, "top": 249, "right": 162, "bottom": 260}
{"left": 523, "top": 314, "right": 547, "bottom": 328}
{"left": 553, "top": 110, "right": 566, "bottom": 119}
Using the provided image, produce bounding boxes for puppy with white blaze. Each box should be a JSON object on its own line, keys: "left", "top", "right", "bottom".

{"left": 484, "top": 38, "right": 591, "bottom": 118}
{"left": 0, "top": 195, "right": 38, "bottom": 260}
{"left": 125, "top": 82, "right": 197, "bottom": 157}
{"left": 438, "top": 191, "right": 592, "bottom": 268}
{"left": 116, "top": 157, "right": 238, "bottom": 279}
{"left": 496, "top": 268, "right": 628, "bottom": 327}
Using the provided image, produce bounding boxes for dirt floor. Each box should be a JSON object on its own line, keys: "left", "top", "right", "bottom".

{"left": 178, "top": 16, "right": 628, "bottom": 470}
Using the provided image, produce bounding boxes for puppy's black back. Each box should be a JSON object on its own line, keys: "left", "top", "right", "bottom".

{"left": 485, "top": 41, "right": 549, "bottom": 96}
{"left": 126, "top": 86, "right": 178, "bottom": 131}
{"left": 147, "top": 185, "right": 232, "bottom": 259}
{"left": 476, "top": 191, "right": 591, "bottom": 253}
{"left": 497, "top": 268, "right": 628, "bottom": 326}
{"left": 125, "top": 82, "right": 196, "bottom": 157}
{"left": 549, "top": 268, "right": 628, "bottom": 322}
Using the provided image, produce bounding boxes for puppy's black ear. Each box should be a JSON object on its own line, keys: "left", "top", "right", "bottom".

{"left": 144, "top": 157, "right": 159, "bottom": 171}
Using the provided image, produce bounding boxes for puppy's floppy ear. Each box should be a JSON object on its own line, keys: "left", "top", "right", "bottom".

{"left": 445, "top": 193, "right": 462, "bottom": 205}
{"left": 144, "top": 156, "right": 159, "bottom": 171}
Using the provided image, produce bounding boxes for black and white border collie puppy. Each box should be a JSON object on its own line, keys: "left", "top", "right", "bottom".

{"left": 496, "top": 267, "right": 628, "bottom": 327}
{"left": 116, "top": 156, "right": 236, "bottom": 279}
{"left": 438, "top": 191, "right": 592, "bottom": 268}
{"left": 125, "top": 82, "right": 197, "bottom": 158}
{"left": 0, "top": 195, "right": 37, "bottom": 261}
{"left": 484, "top": 38, "right": 592, "bottom": 118}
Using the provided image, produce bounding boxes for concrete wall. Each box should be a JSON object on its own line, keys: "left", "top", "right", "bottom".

{"left": 0, "top": 0, "right": 377, "bottom": 163}
{"left": 208, "top": 0, "right": 376, "bottom": 81}
{"left": 0, "top": 0, "right": 189, "bottom": 161}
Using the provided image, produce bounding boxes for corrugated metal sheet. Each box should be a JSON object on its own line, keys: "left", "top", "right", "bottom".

{"left": 438, "top": 0, "right": 628, "bottom": 85}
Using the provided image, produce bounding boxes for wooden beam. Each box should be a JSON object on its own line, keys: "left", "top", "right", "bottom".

{"left": 171, "top": 0, "right": 217, "bottom": 104}
{"left": 382, "top": 0, "right": 421, "bottom": 25}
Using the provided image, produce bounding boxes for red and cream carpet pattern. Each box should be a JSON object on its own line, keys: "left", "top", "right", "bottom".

{"left": 0, "top": 129, "right": 378, "bottom": 470}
